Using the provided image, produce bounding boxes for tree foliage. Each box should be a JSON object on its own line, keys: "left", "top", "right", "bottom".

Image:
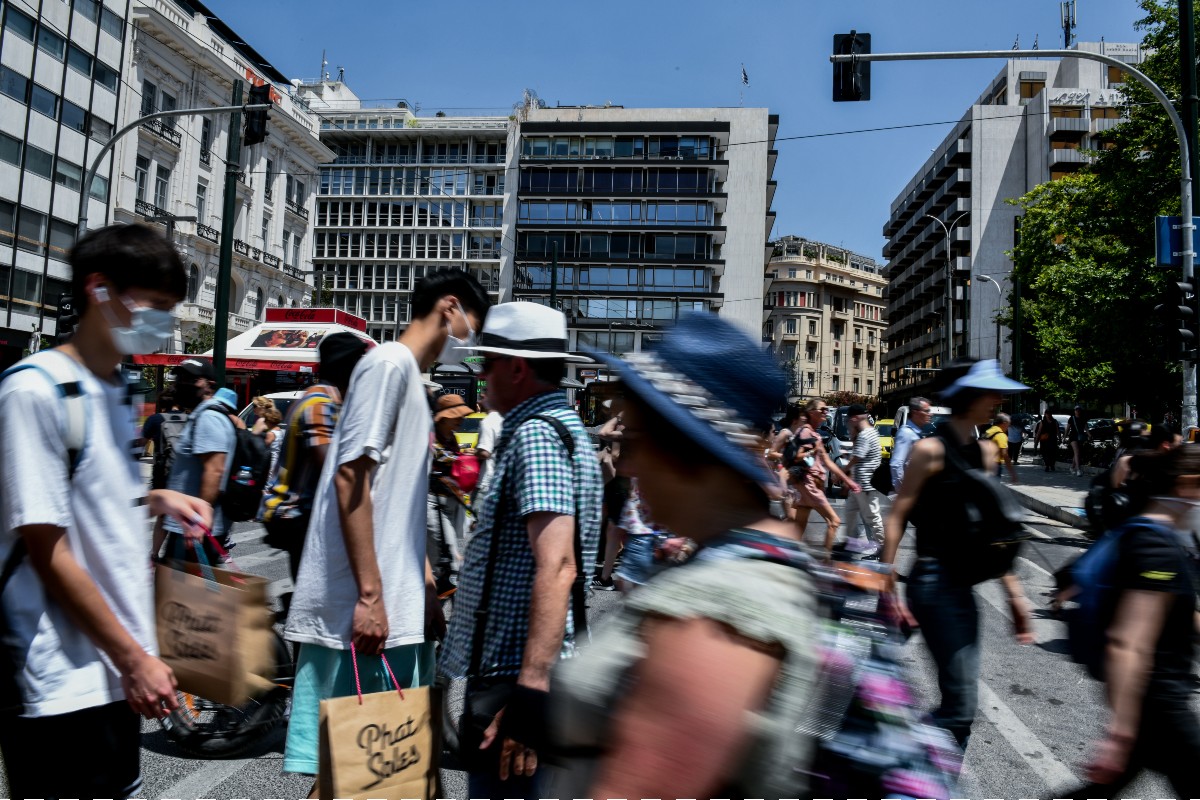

{"left": 1008, "top": 0, "right": 1185, "bottom": 408}
{"left": 184, "top": 323, "right": 215, "bottom": 355}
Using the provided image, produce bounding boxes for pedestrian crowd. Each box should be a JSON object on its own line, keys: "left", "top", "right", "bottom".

{"left": 0, "top": 224, "right": 1196, "bottom": 800}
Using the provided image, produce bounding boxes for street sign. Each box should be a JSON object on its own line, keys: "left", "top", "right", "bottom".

{"left": 1155, "top": 215, "right": 1195, "bottom": 266}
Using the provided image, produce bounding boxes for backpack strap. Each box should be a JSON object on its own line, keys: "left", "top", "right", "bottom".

{"left": 269, "top": 392, "right": 332, "bottom": 494}
{"left": 1, "top": 350, "right": 89, "bottom": 479}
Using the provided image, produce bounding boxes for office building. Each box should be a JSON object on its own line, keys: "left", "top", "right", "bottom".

{"left": 766, "top": 235, "right": 887, "bottom": 400}
{"left": 112, "top": 0, "right": 334, "bottom": 353}
{"left": 510, "top": 103, "right": 777, "bottom": 372}
{"left": 0, "top": 0, "right": 130, "bottom": 369}
{"left": 298, "top": 79, "right": 509, "bottom": 344}
{"left": 881, "top": 41, "right": 1143, "bottom": 405}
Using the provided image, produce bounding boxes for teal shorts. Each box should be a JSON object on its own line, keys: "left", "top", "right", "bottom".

{"left": 282, "top": 641, "right": 436, "bottom": 775}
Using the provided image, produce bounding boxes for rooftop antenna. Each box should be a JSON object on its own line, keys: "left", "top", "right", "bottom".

{"left": 337, "top": 65, "right": 344, "bottom": 82}
{"left": 320, "top": 49, "right": 328, "bottom": 82}
{"left": 1060, "top": 0, "right": 1077, "bottom": 48}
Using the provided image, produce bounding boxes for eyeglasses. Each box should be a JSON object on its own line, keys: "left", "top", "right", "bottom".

{"left": 480, "top": 356, "right": 511, "bottom": 374}
{"left": 814, "top": 407, "right": 829, "bottom": 414}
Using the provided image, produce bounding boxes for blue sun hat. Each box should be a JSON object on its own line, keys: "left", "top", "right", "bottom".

{"left": 213, "top": 387, "right": 239, "bottom": 411}
{"left": 590, "top": 312, "right": 784, "bottom": 487}
{"left": 939, "top": 359, "right": 1029, "bottom": 399}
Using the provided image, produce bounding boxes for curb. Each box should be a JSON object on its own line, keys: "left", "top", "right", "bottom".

{"left": 1004, "top": 483, "right": 1091, "bottom": 532}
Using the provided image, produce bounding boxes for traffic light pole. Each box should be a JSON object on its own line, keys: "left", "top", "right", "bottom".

{"left": 76, "top": 102, "right": 270, "bottom": 240}
{"left": 212, "top": 80, "right": 244, "bottom": 387}
{"left": 833, "top": 47, "right": 1196, "bottom": 429}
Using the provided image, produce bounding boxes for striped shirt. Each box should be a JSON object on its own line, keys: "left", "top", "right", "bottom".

{"left": 851, "top": 425, "right": 882, "bottom": 485}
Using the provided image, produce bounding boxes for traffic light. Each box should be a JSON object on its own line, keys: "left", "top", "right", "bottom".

{"left": 833, "top": 31, "right": 871, "bottom": 102}
{"left": 1155, "top": 278, "right": 1198, "bottom": 362}
{"left": 243, "top": 83, "right": 272, "bottom": 146}
{"left": 56, "top": 291, "right": 78, "bottom": 343}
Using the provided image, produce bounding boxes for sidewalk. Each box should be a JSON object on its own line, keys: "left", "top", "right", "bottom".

{"left": 1003, "top": 443, "right": 1096, "bottom": 530}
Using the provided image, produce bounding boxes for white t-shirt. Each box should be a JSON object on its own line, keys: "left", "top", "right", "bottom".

{"left": 476, "top": 411, "right": 504, "bottom": 492}
{"left": 285, "top": 342, "right": 432, "bottom": 649}
{"left": 0, "top": 353, "right": 154, "bottom": 717}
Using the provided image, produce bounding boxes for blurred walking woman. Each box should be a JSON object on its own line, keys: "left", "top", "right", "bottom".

{"left": 881, "top": 358, "right": 1034, "bottom": 748}
{"left": 792, "top": 399, "right": 859, "bottom": 551}
{"left": 547, "top": 314, "right": 820, "bottom": 798}
{"left": 1072, "top": 445, "right": 1200, "bottom": 799}
{"left": 1035, "top": 409, "right": 1059, "bottom": 471}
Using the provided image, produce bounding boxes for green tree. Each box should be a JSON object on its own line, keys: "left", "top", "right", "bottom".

{"left": 1008, "top": 0, "right": 1186, "bottom": 409}
{"left": 184, "top": 323, "right": 215, "bottom": 355}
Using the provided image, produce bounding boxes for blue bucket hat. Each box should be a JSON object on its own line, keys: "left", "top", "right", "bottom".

{"left": 213, "top": 387, "right": 239, "bottom": 410}
{"left": 590, "top": 312, "right": 784, "bottom": 487}
{"left": 939, "top": 359, "right": 1029, "bottom": 399}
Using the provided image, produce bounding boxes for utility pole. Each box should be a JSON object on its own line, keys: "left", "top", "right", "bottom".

{"left": 549, "top": 240, "right": 559, "bottom": 308}
{"left": 213, "top": 80, "right": 244, "bottom": 387}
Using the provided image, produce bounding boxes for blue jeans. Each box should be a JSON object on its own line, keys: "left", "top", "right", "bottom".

{"left": 468, "top": 766, "right": 546, "bottom": 800}
{"left": 907, "top": 557, "right": 980, "bottom": 748}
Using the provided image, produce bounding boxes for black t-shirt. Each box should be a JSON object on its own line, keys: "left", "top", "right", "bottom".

{"left": 1115, "top": 524, "right": 1198, "bottom": 685}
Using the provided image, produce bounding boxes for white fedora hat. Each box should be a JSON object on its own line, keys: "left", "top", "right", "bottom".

{"left": 458, "top": 301, "right": 591, "bottom": 362}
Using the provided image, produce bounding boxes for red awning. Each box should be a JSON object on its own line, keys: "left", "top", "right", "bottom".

{"left": 132, "top": 353, "right": 317, "bottom": 372}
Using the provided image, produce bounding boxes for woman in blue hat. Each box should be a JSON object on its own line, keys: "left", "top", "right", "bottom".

{"left": 546, "top": 313, "right": 820, "bottom": 798}
{"left": 881, "top": 357, "right": 1034, "bottom": 749}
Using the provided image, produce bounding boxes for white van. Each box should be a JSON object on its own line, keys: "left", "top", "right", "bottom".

{"left": 893, "top": 403, "right": 953, "bottom": 436}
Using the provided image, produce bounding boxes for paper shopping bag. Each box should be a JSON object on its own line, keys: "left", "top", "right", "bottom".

{"left": 154, "top": 555, "right": 274, "bottom": 706}
{"left": 317, "top": 650, "right": 438, "bottom": 800}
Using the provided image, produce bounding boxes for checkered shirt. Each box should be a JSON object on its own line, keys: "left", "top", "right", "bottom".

{"left": 440, "top": 391, "right": 603, "bottom": 679}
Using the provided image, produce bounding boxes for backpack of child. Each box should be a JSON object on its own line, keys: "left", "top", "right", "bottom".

{"left": 202, "top": 407, "right": 271, "bottom": 523}
{"left": 151, "top": 412, "right": 189, "bottom": 490}
{"left": 798, "top": 559, "right": 963, "bottom": 798}
{"left": 1063, "top": 516, "right": 1186, "bottom": 680}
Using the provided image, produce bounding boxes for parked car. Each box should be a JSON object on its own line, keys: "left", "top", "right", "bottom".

{"left": 237, "top": 390, "right": 300, "bottom": 427}
{"left": 874, "top": 418, "right": 895, "bottom": 459}
{"left": 894, "top": 403, "right": 953, "bottom": 436}
{"left": 1087, "top": 417, "right": 1118, "bottom": 442}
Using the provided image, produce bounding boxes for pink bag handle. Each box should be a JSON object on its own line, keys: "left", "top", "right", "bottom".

{"left": 349, "top": 643, "right": 405, "bottom": 704}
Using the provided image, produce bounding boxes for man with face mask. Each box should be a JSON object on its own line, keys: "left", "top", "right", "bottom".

{"left": 281, "top": 268, "right": 490, "bottom": 782}
{"left": 0, "top": 225, "right": 212, "bottom": 799}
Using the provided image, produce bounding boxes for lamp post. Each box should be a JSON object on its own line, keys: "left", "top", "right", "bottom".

{"left": 975, "top": 273, "right": 1003, "bottom": 361}
{"left": 924, "top": 211, "right": 969, "bottom": 367}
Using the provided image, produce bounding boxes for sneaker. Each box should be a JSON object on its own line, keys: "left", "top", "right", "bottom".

{"left": 591, "top": 575, "right": 617, "bottom": 591}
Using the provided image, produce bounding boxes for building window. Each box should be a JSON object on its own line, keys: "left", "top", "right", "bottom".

{"left": 54, "top": 159, "right": 82, "bottom": 191}
{"left": 261, "top": 214, "right": 270, "bottom": 242}
{"left": 75, "top": 0, "right": 101, "bottom": 23}
{"left": 100, "top": 7, "right": 123, "bottom": 39}
{"left": 867, "top": 379, "right": 874, "bottom": 394}
{"left": 30, "top": 84, "right": 58, "bottom": 119}
{"left": 154, "top": 165, "right": 170, "bottom": 209}
{"left": 832, "top": 350, "right": 841, "bottom": 366}
{"left": 785, "top": 318, "right": 796, "bottom": 334}
{"left": 37, "top": 27, "right": 66, "bottom": 61}
{"left": 141, "top": 80, "right": 157, "bottom": 117}
{"left": 4, "top": 7, "right": 35, "bottom": 42}
{"left": 808, "top": 319, "right": 817, "bottom": 336}
{"left": 67, "top": 45, "right": 93, "bottom": 77}
{"left": 25, "top": 144, "right": 53, "bottom": 179}
{"left": 832, "top": 322, "right": 844, "bottom": 340}
{"left": 806, "top": 343, "right": 817, "bottom": 362}
{"left": 160, "top": 91, "right": 177, "bottom": 127}
{"left": 255, "top": 288, "right": 265, "bottom": 320}
{"left": 1050, "top": 105, "right": 1083, "bottom": 119}
{"left": 187, "top": 264, "right": 200, "bottom": 303}
{"left": 90, "top": 116, "right": 113, "bottom": 143}
{"left": 48, "top": 219, "right": 74, "bottom": 261}
{"left": 1107, "top": 65, "right": 1126, "bottom": 85}
{"left": 853, "top": 378, "right": 860, "bottom": 393}
{"left": 17, "top": 208, "right": 47, "bottom": 255}
{"left": 94, "top": 61, "right": 118, "bottom": 92}
{"left": 1018, "top": 80, "right": 1044, "bottom": 101}
{"left": 196, "top": 183, "right": 207, "bottom": 223}
{"left": 869, "top": 331, "right": 876, "bottom": 345}
{"left": 200, "top": 118, "right": 212, "bottom": 160}
{"left": 134, "top": 156, "right": 150, "bottom": 202}
{"left": 0, "top": 132, "right": 21, "bottom": 166}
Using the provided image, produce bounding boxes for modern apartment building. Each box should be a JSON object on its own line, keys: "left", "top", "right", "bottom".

{"left": 112, "top": 0, "right": 333, "bottom": 353}
{"left": 509, "top": 104, "right": 777, "bottom": 367}
{"left": 765, "top": 235, "right": 887, "bottom": 401}
{"left": 881, "top": 41, "right": 1142, "bottom": 405}
{"left": 0, "top": 0, "right": 130, "bottom": 369}
{"left": 297, "top": 79, "right": 509, "bottom": 344}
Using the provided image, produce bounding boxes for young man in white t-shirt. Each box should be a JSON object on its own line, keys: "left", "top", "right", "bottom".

{"left": 0, "top": 225, "right": 212, "bottom": 799}
{"left": 282, "top": 268, "right": 490, "bottom": 778}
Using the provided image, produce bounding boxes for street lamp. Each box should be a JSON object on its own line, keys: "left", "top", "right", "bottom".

{"left": 924, "top": 211, "right": 969, "bottom": 366}
{"left": 975, "top": 273, "right": 1003, "bottom": 361}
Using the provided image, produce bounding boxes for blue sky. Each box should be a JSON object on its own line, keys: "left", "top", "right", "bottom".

{"left": 203, "top": 0, "right": 1145, "bottom": 262}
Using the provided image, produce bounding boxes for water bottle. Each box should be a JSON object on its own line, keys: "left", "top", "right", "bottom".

{"left": 234, "top": 465, "right": 255, "bottom": 488}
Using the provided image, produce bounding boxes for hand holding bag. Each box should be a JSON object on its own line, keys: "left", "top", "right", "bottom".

{"left": 318, "top": 645, "right": 438, "bottom": 800}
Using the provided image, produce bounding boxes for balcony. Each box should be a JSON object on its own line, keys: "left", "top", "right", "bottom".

{"left": 199, "top": 149, "right": 211, "bottom": 167}
{"left": 196, "top": 223, "right": 219, "bottom": 244}
{"left": 286, "top": 199, "right": 309, "bottom": 220}
{"left": 229, "top": 313, "right": 255, "bottom": 332}
{"left": 283, "top": 264, "right": 304, "bottom": 281}
{"left": 136, "top": 199, "right": 169, "bottom": 220}
{"left": 142, "top": 118, "right": 182, "bottom": 147}
{"left": 233, "top": 239, "right": 250, "bottom": 257}
{"left": 177, "top": 303, "right": 214, "bottom": 325}
{"left": 251, "top": 247, "right": 262, "bottom": 261}
{"left": 1050, "top": 147, "right": 1091, "bottom": 169}
{"left": 264, "top": 187, "right": 273, "bottom": 203}
{"left": 467, "top": 249, "right": 502, "bottom": 260}
{"left": 263, "top": 252, "right": 281, "bottom": 268}
{"left": 469, "top": 217, "right": 501, "bottom": 228}
{"left": 1093, "top": 117, "right": 1122, "bottom": 133}
{"left": 472, "top": 154, "right": 506, "bottom": 164}
{"left": 235, "top": 171, "right": 248, "bottom": 186}
{"left": 1049, "top": 116, "right": 1089, "bottom": 139}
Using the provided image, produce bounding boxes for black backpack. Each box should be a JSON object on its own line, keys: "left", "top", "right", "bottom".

{"left": 151, "top": 411, "right": 189, "bottom": 490}
{"left": 930, "top": 432, "right": 1030, "bottom": 585}
{"left": 203, "top": 408, "right": 272, "bottom": 523}
{"left": 1083, "top": 468, "right": 1134, "bottom": 538}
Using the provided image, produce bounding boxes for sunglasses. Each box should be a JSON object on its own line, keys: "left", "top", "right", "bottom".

{"left": 480, "top": 356, "right": 511, "bottom": 374}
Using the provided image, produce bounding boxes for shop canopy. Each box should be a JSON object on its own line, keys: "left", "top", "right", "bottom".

{"left": 134, "top": 308, "right": 375, "bottom": 373}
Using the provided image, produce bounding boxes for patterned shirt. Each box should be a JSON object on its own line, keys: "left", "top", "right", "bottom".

{"left": 265, "top": 383, "right": 341, "bottom": 520}
{"left": 440, "top": 391, "right": 603, "bottom": 679}
{"left": 850, "top": 424, "right": 881, "bottom": 485}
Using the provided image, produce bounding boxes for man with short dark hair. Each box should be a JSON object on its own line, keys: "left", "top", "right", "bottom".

{"left": 282, "top": 268, "right": 489, "bottom": 780}
{"left": 838, "top": 403, "right": 885, "bottom": 559}
{"left": 441, "top": 301, "right": 603, "bottom": 800}
{"left": 0, "top": 224, "right": 212, "bottom": 799}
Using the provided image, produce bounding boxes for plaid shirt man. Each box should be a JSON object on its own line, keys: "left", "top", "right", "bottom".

{"left": 440, "top": 390, "right": 602, "bottom": 679}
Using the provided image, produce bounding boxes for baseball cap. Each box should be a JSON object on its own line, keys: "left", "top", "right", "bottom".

{"left": 173, "top": 358, "right": 215, "bottom": 380}
{"left": 847, "top": 403, "right": 869, "bottom": 418}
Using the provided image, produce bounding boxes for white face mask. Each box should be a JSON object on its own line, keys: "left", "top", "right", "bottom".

{"left": 96, "top": 287, "right": 176, "bottom": 355}
{"left": 437, "top": 305, "right": 476, "bottom": 366}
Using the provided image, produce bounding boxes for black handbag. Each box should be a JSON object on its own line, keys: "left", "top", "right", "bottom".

{"left": 446, "top": 414, "right": 589, "bottom": 771}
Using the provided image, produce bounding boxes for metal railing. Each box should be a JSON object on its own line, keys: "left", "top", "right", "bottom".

{"left": 467, "top": 249, "right": 502, "bottom": 260}
{"left": 229, "top": 313, "right": 255, "bottom": 331}
{"left": 283, "top": 264, "right": 304, "bottom": 280}
{"left": 286, "top": 199, "right": 309, "bottom": 219}
{"left": 233, "top": 239, "right": 250, "bottom": 256}
{"left": 196, "top": 223, "right": 219, "bottom": 243}
{"left": 199, "top": 149, "right": 211, "bottom": 167}
{"left": 263, "top": 252, "right": 281, "bottom": 267}
{"left": 251, "top": 247, "right": 262, "bottom": 261}
{"left": 142, "top": 117, "right": 182, "bottom": 147}
{"left": 136, "top": 199, "right": 169, "bottom": 219}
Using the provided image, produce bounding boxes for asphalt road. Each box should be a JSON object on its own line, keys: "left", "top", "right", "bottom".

{"left": 2, "top": 500, "right": 1196, "bottom": 799}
